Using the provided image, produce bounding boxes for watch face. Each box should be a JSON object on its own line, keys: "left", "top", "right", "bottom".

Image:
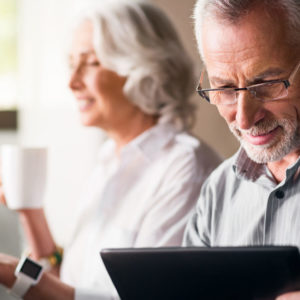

{"left": 20, "top": 258, "right": 43, "bottom": 279}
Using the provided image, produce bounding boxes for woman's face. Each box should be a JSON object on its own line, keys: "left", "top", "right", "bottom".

{"left": 68, "top": 20, "right": 138, "bottom": 130}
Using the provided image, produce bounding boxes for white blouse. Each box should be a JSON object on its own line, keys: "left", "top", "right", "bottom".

{"left": 60, "top": 123, "right": 221, "bottom": 299}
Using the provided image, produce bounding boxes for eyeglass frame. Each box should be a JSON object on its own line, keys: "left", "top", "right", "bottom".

{"left": 196, "top": 60, "right": 300, "bottom": 105}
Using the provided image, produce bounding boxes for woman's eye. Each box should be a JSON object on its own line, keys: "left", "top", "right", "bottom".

{"left": 86, "top": 61, "right": 100, "bottom": 67}
{"left": 68, "top": 60, "right": 100, "bottom": 72}
{"left": 68, "top": 62, "right": 75, "bottom": 70}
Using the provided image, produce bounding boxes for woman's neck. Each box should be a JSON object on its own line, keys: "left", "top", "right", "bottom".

{"left": 106, "top": 113, "right": 157, "bottom": 155}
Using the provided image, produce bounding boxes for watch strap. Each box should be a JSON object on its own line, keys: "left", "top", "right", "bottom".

{"left": 10, "top": 275, "right": 33, "bottom": 298}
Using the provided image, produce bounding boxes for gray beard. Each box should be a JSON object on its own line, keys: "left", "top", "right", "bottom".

{"left": 229, "top": 118, "right": 300, "bottom": 164}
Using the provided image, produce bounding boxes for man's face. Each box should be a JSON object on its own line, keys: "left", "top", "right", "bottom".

{"left": 201, "top": 7, "right": 300, "bottom": 163}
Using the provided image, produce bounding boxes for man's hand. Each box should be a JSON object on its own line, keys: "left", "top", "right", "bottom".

{"left": 277, "top": 291, "right": 300, "bottom": 300}
{"left": 0, "top": 253, "right": 18, "bottom": 288}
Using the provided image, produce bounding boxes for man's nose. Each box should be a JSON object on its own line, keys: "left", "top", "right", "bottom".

{"left": 235, "top": 91, "right": 265, "bottom": 130}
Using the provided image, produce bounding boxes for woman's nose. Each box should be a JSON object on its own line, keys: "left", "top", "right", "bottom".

{"left": 68, "top": 67, "right": 84, "bottom": 91}
{"left": 235, "top": 91, "right": 265, "bottom": 130}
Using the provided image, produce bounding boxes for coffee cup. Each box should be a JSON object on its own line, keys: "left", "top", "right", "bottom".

{"left": 0, "top": 145, "right": 47, "bottom": 210}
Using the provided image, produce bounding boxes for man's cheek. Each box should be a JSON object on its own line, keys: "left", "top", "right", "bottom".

{"left": 217, "top": 105, "right": 235, "bottom": 125}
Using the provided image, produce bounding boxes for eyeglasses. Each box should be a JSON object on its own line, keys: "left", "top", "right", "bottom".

{"left": 196, "top": 60, "right": 300, "bottom": 106}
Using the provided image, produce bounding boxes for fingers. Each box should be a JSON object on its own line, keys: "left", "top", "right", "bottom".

{"left": 0, "top": 165, "right": 7, "bottom": 206}
{"left": 276, "top": 291, "right": 300, "bottom": 300}
{"left": 0, "top": 188, "right": 7, "bottom": 205}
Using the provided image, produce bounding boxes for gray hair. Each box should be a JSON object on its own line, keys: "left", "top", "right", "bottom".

{"left": 194, "top": 0, "right": 300, "bottom": 59}
{"left": 72, "top": 0, "right": 195, "bottom": 130}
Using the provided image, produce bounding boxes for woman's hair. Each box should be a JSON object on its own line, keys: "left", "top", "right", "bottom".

{"left": 72, "top": 0, "right": 195, "bottom": 130}
{"left": 194, "top": 0, "right": 300, "bottom": 59}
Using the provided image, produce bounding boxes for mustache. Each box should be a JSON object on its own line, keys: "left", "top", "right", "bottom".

{"left": 230, "top": 119, "right": 280, "bottom": 136}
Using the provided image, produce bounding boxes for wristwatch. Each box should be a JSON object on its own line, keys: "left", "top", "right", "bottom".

{"left": 10, "top": 256, "right": 44, "bottom": 298}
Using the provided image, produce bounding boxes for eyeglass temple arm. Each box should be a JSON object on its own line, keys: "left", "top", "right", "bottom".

{"left": 197, "top": 70, "right": 205, "bottom": 90}
{"left": 290, "top": 61, "right": 300, "bottom": 83}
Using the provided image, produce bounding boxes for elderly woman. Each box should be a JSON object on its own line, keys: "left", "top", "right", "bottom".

{"left": 0, "top": 0, "right": 220, "bottom": 299}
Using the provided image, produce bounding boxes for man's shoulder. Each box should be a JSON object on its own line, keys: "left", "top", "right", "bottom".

{"left": 201, "top": 150, "right": 241, "bottom": 193}
{"left": 208, "top": 150, "right": 238, "bottom": 177}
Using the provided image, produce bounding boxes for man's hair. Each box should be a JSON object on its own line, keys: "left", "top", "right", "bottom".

{"left": 71, "top": 0, "right": 195, "bottom": 130}
{"left": 194, "top": 0, "right": 300, "bottom": 58}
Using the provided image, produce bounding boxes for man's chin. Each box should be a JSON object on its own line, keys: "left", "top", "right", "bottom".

{"left": 242, "top": 146, "right": 271, "bottom": 164}
{"left": 241, "top": 141, "right": 289, "bottom": 164}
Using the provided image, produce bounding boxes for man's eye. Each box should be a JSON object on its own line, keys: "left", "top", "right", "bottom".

{"left": 218, "top": 86, "right": 235, "bottom": 89}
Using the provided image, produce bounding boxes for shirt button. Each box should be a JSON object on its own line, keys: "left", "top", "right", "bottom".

{"left": 275, "top": 190, "right": 285, "bottom": 199}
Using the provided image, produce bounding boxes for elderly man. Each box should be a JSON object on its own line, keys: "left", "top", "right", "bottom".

{"left": 184, "top": 0, "right": 300, "bottom": 299}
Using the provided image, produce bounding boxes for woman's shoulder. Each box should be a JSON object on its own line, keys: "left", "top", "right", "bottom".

{"left": 166, "top": 131, "right": 222, "bottom": 169}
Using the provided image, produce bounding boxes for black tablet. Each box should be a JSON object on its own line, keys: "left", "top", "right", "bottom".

{"left": 100, "top": 246, "right": 300, "bottom": 300}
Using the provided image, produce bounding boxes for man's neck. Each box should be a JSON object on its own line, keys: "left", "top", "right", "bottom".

{"left": 267, "top": 150, "right": 300, "bottom": 183}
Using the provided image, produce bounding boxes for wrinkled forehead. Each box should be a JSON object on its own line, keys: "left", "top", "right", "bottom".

{"left": 200, "top": 7, "right": 296, "bottom": 75}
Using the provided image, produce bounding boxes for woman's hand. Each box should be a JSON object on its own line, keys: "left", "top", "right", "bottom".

{"left": 0, "top": 253, "right": 18, "bottom": 288}
{"left": 0, "top": 161, "right": 7, "bottom": 205}
{"left": 0, "top": 182, "right": 7, "bottom": 205}
{"left": 0, "top": 253, "right": 74, "bottom": 300}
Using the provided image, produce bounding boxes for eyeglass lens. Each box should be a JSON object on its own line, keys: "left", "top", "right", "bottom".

{"left": 204, "top": 81, "right": 288, "bottom": 105}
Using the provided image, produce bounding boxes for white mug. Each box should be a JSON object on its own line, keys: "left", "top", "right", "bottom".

{"left": 0, "top": 145, "right": 47, "bottom": 210}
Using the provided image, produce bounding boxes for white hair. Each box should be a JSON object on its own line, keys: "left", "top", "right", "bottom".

{"left": 71, "top": 0, "right": 195, "bottom": 130}
{"left": 194, "top": 0, "right": 300, "bottom": 59}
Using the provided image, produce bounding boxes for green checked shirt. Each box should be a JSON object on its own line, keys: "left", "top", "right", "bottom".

{"left": 184, "top": 147, "right": 300, "bottom": 248}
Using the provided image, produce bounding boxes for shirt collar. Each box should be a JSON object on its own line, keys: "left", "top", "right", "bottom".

{"left": 232, "top": 147, "right": 300, "bottom": 183}
{"left": 120, "top": 122, "right": 178, "bottom": 163}
{"left": 232, "top": 147, "right": 265, "bottom": 182}
{"left": 98, "top": 122, "right": 179, "bottom": 164}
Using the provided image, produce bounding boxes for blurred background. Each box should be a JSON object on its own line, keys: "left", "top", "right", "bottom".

{"left": 0, "top": 0, "right": 238, "bottom": 298}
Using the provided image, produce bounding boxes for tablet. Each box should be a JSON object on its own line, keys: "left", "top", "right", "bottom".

{"left": 100, "top": 246, "right": 300, "bottom": 300}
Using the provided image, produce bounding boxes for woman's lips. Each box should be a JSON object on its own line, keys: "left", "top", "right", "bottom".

{"left": 244, "top": 126, "right": 280, "bottom": 146}
{"left": 77, "top": 99, "right": 95, "bottom": 112}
